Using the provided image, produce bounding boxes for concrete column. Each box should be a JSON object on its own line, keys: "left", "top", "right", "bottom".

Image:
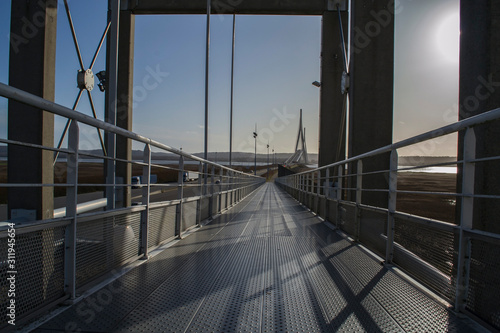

{"left": 348, "top": 0, "right": 395, "bottom": 208}
{"left": 104, "top": 0, "right": 120, "bottom": 210}
{"left": 8, "top": 0, "right": 57, "bottom": 220}
{"left": 116, "top": 10, "right": 135, "bottom": 208}
{"left": 458, "top": 1, "right": 500, "bottom": 234}
{"left": 318, "top": 11, "right": 348, "bottom": 168}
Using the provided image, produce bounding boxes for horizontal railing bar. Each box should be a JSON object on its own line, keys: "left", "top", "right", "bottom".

{"left": 395, "top": 190, "right": 458, "bottom": 196}
{"left": 53, "top": 198, "right": 108, "bottom": 218}
{"left": 464, "top": 228, "right": 500, "bottom": 244}
{"left": 0, "top": 137, "right": 69, "bottom": 154}
{"left": 0, "top": 218, "right": 72, "bottom": 236}
{"left": 467, "top": 155, "right": 500, "bottom": 164}
{"left": 355, "top": 169, "right": 390, "bottom": 177}
{"left": 76, "top": 205, "right": 146, "bottom": 223}
{"left": 393, "top": 211, "right": 458, "bottom": 232}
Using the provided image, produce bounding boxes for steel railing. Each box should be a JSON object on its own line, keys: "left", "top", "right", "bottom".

{"left": 0, "top": 82, "right": 265, "bottom": 328}
{"left": 275, "top": 107, "right": 500, "bottom": 330}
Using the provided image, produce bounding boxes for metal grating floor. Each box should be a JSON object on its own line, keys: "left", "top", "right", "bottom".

{"left": 34, "top": 183, "right": 480, "bottom": 332}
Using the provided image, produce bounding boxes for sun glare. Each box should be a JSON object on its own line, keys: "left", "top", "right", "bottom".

{"left": 435, "top": 11, "right": 459, "bottom": 64}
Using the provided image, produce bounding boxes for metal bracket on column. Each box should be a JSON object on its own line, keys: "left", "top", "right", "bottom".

{"left": 328, "top": 0, "right": 348, "bottom": 11}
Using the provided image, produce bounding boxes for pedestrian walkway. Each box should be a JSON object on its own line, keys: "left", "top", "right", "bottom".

{"left": 34, "top": 183, "right": 480, "bottom": 332}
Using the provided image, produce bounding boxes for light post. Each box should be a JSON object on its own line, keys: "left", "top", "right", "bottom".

{"left": 253, "top": 124, "right": 258, "bottom": 176}
{"left": 267, "top": 142, "right": 270, "bottom": 180}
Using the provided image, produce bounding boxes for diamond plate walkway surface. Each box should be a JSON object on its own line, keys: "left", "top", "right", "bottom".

{"left": 35, "top": 183, "right": 479, "bottom": 332}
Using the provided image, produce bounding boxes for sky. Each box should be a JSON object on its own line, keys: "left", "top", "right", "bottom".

{"left": 0, "top": 0, "right": 459, "bottom": 157}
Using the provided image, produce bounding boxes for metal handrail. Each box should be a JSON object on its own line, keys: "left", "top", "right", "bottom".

{"left": 0, "top": 82, "right": 260, "bottom": 178}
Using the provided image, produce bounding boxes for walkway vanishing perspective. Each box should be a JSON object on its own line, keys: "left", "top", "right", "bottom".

{"left": 34, "top": 183, "right": 479, "bottom": 332}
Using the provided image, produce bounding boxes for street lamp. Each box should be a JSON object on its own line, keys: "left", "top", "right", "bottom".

{"left": 267, "top": 142, "right": 270, "bottom": 180}
{"left": 312, "top": 81, "right": 321, "bottom": 88}
{"left": 253, "top": 124, "right": 258, "bottom": 176}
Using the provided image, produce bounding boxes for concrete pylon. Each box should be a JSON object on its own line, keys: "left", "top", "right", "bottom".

{"left": 348, "top": 1, "right": 395, "bottom": 208}
{"left": 458, "top": 1, "right": 500, "bottom": 234}
{"left": 8, "top": 0, "right": 57, "bottom": 220}
{"left": 115, "top": 10, "right": 135, "bottom": 208}
{"left": 318, "top": 10, "right": 348, "bottom": 168}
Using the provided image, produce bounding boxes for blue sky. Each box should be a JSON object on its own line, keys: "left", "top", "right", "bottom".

{"left": 0, "top": 0, "right": 459, "bottom": 157}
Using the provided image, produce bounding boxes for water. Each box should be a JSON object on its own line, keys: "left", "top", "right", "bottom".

{"left": 400, "top": 166, "right": 457, "bottom": 174}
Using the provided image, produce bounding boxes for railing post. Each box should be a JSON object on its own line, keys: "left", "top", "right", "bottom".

{"left": 217, "top": 168, "right": 224, "bottom": 213}
{"left": 310, "top": 172, "right": 314, "bottom": 208}
{"left": 317, "top": 170, "right": 321, "bottom": 195}
{"left": 355, "top": 160, "right": 363, "bottom": 241}
{"left": 64, "top": 121, "right": 79, "bottom": 299}
{"left": 385, "top": 150, "right": 398, "bottom": 264}
{"left": 209, "top": 166, "right": 215, "bottom": 218}
{"left": 141, "top": 144, "right": 151, "bottom": 258}
{"left": 229, "top": 171, "right": 234, "bottom": 206}
{"left": 196, "top": 162, "right": 203, "bottom": 226}
{"left": 335, "top": 165, "right": 343, "bottom": 228}
{"left": 303, "top": 174, "right": 306, "bottom": 202}
{"left": 455, "top": 128, "right": 476, "bottom": 311}
{"left": 175, "top": 155, "right": 184, "bottom": 238}
{"left": 325, "top": 168, "right": 331, "bottom": 221}
{"left": 298, "top": 174, "right": 302, "bottom": 202}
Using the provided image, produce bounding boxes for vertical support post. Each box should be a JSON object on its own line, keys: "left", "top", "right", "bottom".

{"left": 203, "top": 0, "right": 211, "bottom": 189}
{"left": 310, "top": 172, "right": 314, "bottom": 208}
{"left": 105, "top": 0, "right": 120, "bottom": 211}
{"left": 64, "top": 121, "right": 79, "bottom": 299}
{"left": 116, "top": 9, "right": 135, "bottom": 208}
{"left": 455, "top": 128, "right": 476, "bottom": 311}
{"left": 297, "top": 175, "right": 301, "bottom": 201}
{"left": 319, "top": 10, "right": 348, "bottom": 167}
{"left": 175, "top": 155, "right": 184, "bottom": 238}
{"left": 324, "top": 167, "right": 331, "bottom": 221}
{"left": 196, "top": 162, "right": 203, "bottom": 226}
{"left": 385, "top": 150, "right": 398, "bottom": 264}
{"left": 458, "top": 1, "right": 500, "bottom": 234}
{"left": 229, "top": 13, "right": 235, "bottom": 167}
{"left": 317, "top": 170, "right": 321, "bottom": 196}
{"left": 325, "top": 168, "right": 331, "bottom": 198}
{"left": 229, "top": 171, "right": 234, "bottom": 206}
{"left": 335, "top": 165, "right": 343, "bottom": 228}
{"left": 316, "top": 170, "right": 321, "bottom": 213}
{"left": 219, "top": 168, "right": 223, "bottom": 212}
{"left": 209, "top": 166, "right": 215, "bottom": 218}
{"left": 8, "top": 0, "right": 57, "bottom": 220}
{"left": 140, "top": 144, "right": 151, "bottom": 258}
{"left": 355, "top": 160, "right": 363, "bottom": 241}
{"left": 302, "top": 174, "right": 305, "bottom": 202}
{"left": 348, "top": 0, "right": 394, "bottom": 208}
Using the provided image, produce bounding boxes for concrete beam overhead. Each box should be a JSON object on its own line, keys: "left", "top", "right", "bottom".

{"left": 125, "top": 0, "right": 330, "bottom": 15}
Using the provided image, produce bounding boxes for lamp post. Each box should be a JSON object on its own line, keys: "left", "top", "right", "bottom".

{"left": 267, "top": 142, "right": 270, "bottom": 180}
{"left": 253, "top": 124, "right": 258, "bottom": 176}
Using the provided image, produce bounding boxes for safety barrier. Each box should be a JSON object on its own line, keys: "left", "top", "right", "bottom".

{"left": 0, "top": 83, "right": 265, "bottom": 328}
{"left": 276, "top": 107, "right": 500, "bottom": 330}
